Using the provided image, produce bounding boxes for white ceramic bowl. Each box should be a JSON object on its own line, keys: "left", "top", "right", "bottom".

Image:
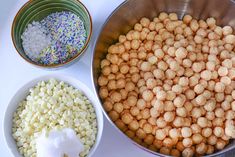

{"left": 3, "top": 74, "right": 103, "bottom": 157}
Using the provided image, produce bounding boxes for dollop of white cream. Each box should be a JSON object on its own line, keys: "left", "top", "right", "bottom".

{"left": 36, "top": 128, "right": 84, "bottom": 157}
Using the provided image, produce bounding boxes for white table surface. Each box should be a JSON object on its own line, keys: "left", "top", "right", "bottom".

{"left": 0, "top": 0, "right": 157, "bottom": 157}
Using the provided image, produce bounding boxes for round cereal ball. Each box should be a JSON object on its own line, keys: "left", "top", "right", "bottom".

{"left": 111, "top": 91, "right": 122, "bottom": 102}
{"left": 142, "top": 90, "right": 153, "bottom": 102}
{"left": 169, "top": 60, "right": 180, "bottom": 71}
{"left": 121, "top": 112, "right": 133, "bottom": 124}
{"left": 181, "top": 127, "right": 193, "bottom": 138}
{"left": 195, "top": 95, "right": 206, "bottom": 106}
{"left": 154, "top": 100, "right": 165, "bottom": 111}
{"left": 196, "top": 143, "right": 207, "bottom": 155}
{"left": 214, "top": 82, "right": 225, "bottom": 93}
{"left": 154, "top": 48, "right": 164, "bottom": 59}
{"left": 159, "top": 12, "right": 169, "bottom": 21}
{"left": 159, "top": 147, "right": 170, "bottom": 155}
{"left": 206, "top": 145, "right": 215, "bottom": 155}
{"left": 125, "top": 130, "right": 135, "bottom": 138}
{"left": 129, "top": 120, "right": 139, "bottom": 131}
{"left": 155, "top": 129, "right": 167, "bottom": 140}
{"left": 103, "top": 99, "right": 113, "bottom": 112}
{"left": 222, "top": 59, "right": 233, "bottom": 68}
{"left": 120, "top": 64, "right": 130, "bottom": 74}
{"left": 131, "top": 39, "right": 140, "bottom": 49}
{"left": 163, "top": 137, "right": 174, "bottom": 148}
{"left": 102, "top": 66, "right": 111, "bottom": 76}
{"left": 171, "top": 149, "right": 181, "bottom": 157}
{"left": 216, "top": 139, "right": 226, "bottom": 150}
{"left": 156, "top": 117, "right": 167, "bottom": 128}
{"left": 192, "top": 62, "right": 204, "bottom": 73}
{"left": 213, "top": 127, "right": 224, "bottom": 137}
{"left": 225, "top": 125, "right": 235, "bottom": 138}
{"left": 176, "top": 107, "right": 187, "bottom": 117}
{"left": 125, "top": 81, "right": 135, "bottom": 92}
{"left": 148, "top": 55, "right": 158, "bottom": 65}
{"left": 140, "top": 62, "right": 151, "bottom": 71}
{"left": 175, "top": 47, "right": 187, "bottom": 59}
{"left": 197, "top": 117, "right": 208, "bottom": 128}
{"left": 99, "top": 87, "right": 109, "bottom": 99}
{"left": 169, "top": 128, "right": 180, "bottom": 139}
{"left": 116, "top": 78, "right": 126, "bottom": 88}
{"left": 140, "top": 17, "right": 150, "bottom": 27}
{"left": 115, "top": 119, "right": 127, "bottom": 131}
{"left": 182, "top": 147, "right": 194, "bottom": 157}
{"left": 98, "top": 76, "right": 109, "bottom": 86}
{"left": 194, "top": 35, "right": 203, "bottom": 44}
{"left": 194, "top": 84, "right": 205, "bottom": 94}
{"left": 192, "top": 134, "right": 203, "bottom": 144}
{"left": 225, "top": 34, "right": 235, "bottom": 44}
{"left": 172, "top": 84, "right": 183, "bottom": 94}
{"left": 207, "top": 17, "right": 216, "bottom": 27}
{"left": 141, "top": 108, "right": 151, "bottom": 119}
{"left": 185, "top": 89, "right": 196, "bottom": 100}
{"left": 206, "top": 61, "right": 216, "bottom": 71}
{"left": 144, "top": 134, "right": 154, "bottom": 145}
{"left": 165, "top": 69, "right": 176, "bottom": 79}
{"left": 143, "top": 123, "right": 153, "bottom": 134}
{"left": 208, "top": 135, "right": 218, "bottom": 145}
{"left": 130, "top": 106, "right": 140, "bottom": 116}
{"left": 223, "top": 26, "right": 233, "bottom": 35}
{"left": 215, "top": 108, "right": 225, "bottom": 118}
{"left": 191, "top": 107, "right": 202, "bottom": 118}
{"left": 173, "top": 95, "right": 185, "bottom": 107}
{"left": 178, "top": 77, "right": 189, "bottom": 87}
{"left": 202, "top": 128, "right": 213, "bottom": 137}
{"left": 163, "top": 111, "right": 175, "bottom": 122}
{"left": 201, "top": 70, "right": 212, "bottom": 81}
{"left": 183, "top": 138, "right": 193, "bottom": 148}
{"left": 204, "top": 99, "right": 216, "bottom": 111}
{"left": 221, "top": 76, "right": 231, "bottom": 85}
{"left": 114, "top": 103, "right": 124, "bottom": 113}
{"left": 190, "top": 19, "right": 199, "bottom": 31}
{"left": 109, "top": 110, "right": 119, "bottom": 121}
{"left": 136, "top": 128, "right": 147, "bottom": 139}
{"left": 173, "top": 117, "right": 184, "bottom": 127}
{"left": 218, "top": 66, "right": 228, "bottom": 77}
{"left": 225, "top": 110, "right": 235, "bottom": 120}
{"left": 183, "top": 15, "right": 193, "bottom": 24}
{"left": 153, "top": 69, "right": 164, "bottom": 79}
{"left": 156, "top": 90, "right": 167, "bottom": 100}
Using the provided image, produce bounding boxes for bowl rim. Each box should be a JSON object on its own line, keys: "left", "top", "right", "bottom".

{"left": 90, "top": 0, "right": 235, "bottom": 156}
{"left": 3, "top": 74, "right": 103, "bottom": 157}
{"left": 11, "top": 0, "right": 93, "bottom": 69}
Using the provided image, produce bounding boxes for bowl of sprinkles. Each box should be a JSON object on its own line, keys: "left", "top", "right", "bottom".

{"left": 12, "top": 0, "right": 92, "bottom": 69}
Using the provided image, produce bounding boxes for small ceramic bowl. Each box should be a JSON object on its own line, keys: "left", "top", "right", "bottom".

{"left": 3, "top": 74, "right": 103, "bottom": 157}
{"left": 12, "top": 0, "right": 92, "bottom": 69}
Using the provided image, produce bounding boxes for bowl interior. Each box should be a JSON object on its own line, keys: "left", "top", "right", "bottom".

{"left": 12, "top": 0, "right": 92, "bottom": 68}
{"left": 92, "top": 0, "right": 235, "bottom": 156}
{"left": 4, "top": 75, "right": 103, "bottom": 157}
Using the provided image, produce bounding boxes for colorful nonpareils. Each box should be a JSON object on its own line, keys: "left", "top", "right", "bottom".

{"left": 21, "top": 11, "right": 87, "bottom": 65}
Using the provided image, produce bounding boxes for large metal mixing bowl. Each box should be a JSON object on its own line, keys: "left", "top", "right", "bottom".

{"left": 92, "top": 0, "right": 235, "bottom": 156}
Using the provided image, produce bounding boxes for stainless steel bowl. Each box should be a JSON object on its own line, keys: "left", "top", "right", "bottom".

{"left": 92, "top": 0, "right": 235, "bottom": 156}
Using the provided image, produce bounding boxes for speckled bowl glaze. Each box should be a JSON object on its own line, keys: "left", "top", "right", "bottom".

{"left": 12, "top": 0, "right": 92, "bottom": 69}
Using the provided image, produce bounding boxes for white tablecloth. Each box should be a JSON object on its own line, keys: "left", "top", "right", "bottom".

{"left": 0, "top": 0, "right": 233, "bottom": 157}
